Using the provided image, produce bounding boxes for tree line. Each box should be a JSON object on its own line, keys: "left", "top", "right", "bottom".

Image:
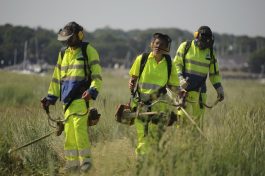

{"left": 0, "top": 23, "right": 264, "bottom": 73}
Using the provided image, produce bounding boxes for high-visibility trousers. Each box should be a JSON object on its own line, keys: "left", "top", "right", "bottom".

{"left": 64, "top": 99, "right": 91, "bottom": 168}
{"left": 135, "top": 100, "right": 171, "bottom": 155}
{"left": 177, "top": 91, "right": 207, "bottom": 128}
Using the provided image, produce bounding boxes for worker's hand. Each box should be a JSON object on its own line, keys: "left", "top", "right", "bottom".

{"left": 82, "top": 91, "right": 91, "bottom": 101}
{"left": 129, "top": 77, "right": 137, "bottom": 91}
{"left": 41, "top": 97, "right": 51, "bottom": 113}
{"left": 179, "top": 78, "right": 188, "bottom": 90}
{"left": 216, "top": 86, "right": 224, "bottom": 102}
{"left": 178, "top": 89, "right": 187, "bottom": 99}
{"left": 82, "top": 88, "right": 98, "bottom": 101}
{"left": 178, "top": 89, "right": 188, "bottom": 108}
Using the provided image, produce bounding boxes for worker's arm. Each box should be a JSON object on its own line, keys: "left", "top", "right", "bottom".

{"left": 173, "top": 42, "right": 187, "bottom": 90}
{"left": 82, "top": 45, "right": 102, "bottom": 101}
{"left": 46, "top": 52, "right": 63, "bottom": 104}
{"left": 128, "top": 55, "right": 142, "bottom": 91}
{"left": 41, "top": 52, "right": 62, "bottom": 110}
{"left": 209, "top": 51, "right": 224, "bottom": 101}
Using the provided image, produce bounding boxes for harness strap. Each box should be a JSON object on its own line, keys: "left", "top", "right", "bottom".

{"left": 182, "top": 40, "right": 192, "bottom": 77}
{"left": 61, "top": 42, "right": 91, "bottom": 112}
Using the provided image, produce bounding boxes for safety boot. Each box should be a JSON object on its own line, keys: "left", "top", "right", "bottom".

{"left": 80, "top": 162, "right": 92, "bottom": 173}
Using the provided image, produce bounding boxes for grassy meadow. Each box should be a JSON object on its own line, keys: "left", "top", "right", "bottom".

{"left": 0, "top": 69, "right": 265, "bottom": 176}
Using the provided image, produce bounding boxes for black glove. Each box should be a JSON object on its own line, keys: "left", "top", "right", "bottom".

{"left": 216, "top": 86, "right": 224, "bottom": 102}
{"left": 41, "top": 97, "right": 51, "bottom": 113}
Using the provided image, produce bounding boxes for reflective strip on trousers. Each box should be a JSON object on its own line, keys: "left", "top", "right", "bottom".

{"left": 64, "top": 149, "right": 91, "bottom": 166}
{"left": 79, "top": 149, "right": 91, "bottom": 165}
{"left": 65, "top": 149, "right": 79, "bottom": 160}
{"left": 79, "top": 149, "right": 91, "bottom": 158}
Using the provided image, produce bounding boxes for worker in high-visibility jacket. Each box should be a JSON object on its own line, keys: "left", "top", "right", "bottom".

{"left": 41, "top": 21, "right": 102, "bottom": 173}
{"left": 129, "top": 33, "right": 179, "bottom": 155}
{"left": 173, "top": 26, "right": 224, "bottom": 127}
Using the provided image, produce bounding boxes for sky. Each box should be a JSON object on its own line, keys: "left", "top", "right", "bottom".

{"left": 1, "top": 0, "right": 265, "bottom": 37}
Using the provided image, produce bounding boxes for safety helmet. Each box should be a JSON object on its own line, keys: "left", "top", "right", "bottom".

{"left": 194, "top": 26, "right": 214, "bottom": 49}
{"left": 57, "top": 21, "right": 84, "bottom": 41}
{"left": 151, "top": 33, "right": 172, "bottom": 53}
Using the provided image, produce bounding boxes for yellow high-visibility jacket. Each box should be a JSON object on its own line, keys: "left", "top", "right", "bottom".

{"left": 174, "top": 40, "right": 222, "bottom": 92}
{"left": 129, "top": 52, "right": 178, "bottom": 100}
{"left": 47, "top": 44, "right": 102, "bottom": 104}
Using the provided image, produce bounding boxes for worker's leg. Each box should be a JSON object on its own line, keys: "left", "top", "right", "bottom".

{"left": 64, "top": 99, "right": 91, "bottom": 172}
{"left": 177, "top": 91, "right": 200, "bottom": 126}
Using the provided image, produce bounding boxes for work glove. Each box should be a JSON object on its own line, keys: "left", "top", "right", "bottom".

{"left": 41, "top": 97, "right": 51, "bottom": 113}
{"left": 82, "top": 87, "right": 98, "bottom": 101}
{"left": 179, "top": 78, "right": 188, "bottom": 90}
{"left": 216, "top": 86, "right": 224, "bottom": 102}
{"left": 129, "top": 77, "right": 137, "bottom": 92}
{"left": 178, "top": 89, "right": 188, "bottom": 108}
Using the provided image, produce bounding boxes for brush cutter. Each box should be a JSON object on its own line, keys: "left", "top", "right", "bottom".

{"left": 116, "top": 88, "right": 221, "bottom": 140}
{"left": 115, "top": 103, "right": 161, "bottom": 125}
{"left": 115, "top": 98, "right": 178, "bottom": 126}
{"left": 115, "top": 87, "right": 140, "bottom": 125}
{"left": 8, "top": 100, "right": 100, "bottom": 154}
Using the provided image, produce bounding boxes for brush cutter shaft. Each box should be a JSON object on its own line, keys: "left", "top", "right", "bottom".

{"left": 8, "top": 131, "right": 56, "bottom": 154}
{"left": 180, "top": 107, "right": 208, "bottom": 140}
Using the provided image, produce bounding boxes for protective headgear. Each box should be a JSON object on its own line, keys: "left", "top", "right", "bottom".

{"left": 58, "top": 21, "right": 84, "bottom": 41}
{"left": 151, "top": 33, "right": 172, "bottom": 53}
{"left": 194, "top": 26, "right": 214, "bottom": 49}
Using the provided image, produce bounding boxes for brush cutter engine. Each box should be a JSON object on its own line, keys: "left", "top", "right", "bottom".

{"left": 115, "top": 104, "right": 135, "bottom": 125}
{"left": 115, "top": 103, "right": 178, "bottom": 126}
{"left": 88, "top": 108, "right": 101, "bottom": 126}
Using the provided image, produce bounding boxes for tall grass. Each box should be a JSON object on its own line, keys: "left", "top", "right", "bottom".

{"left": 0, "top": 70, "right": 265, "bottom": 175}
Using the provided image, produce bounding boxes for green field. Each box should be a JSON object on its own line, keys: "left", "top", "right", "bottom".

{"left": 0, "top": 70, "right": 265, "bottom": 176}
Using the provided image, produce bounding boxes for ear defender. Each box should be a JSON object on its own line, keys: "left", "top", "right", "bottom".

{"left": 78, "top": 31, "right": 84, "bottom": 41}
{"left": 194, "top": 31, "right": 199, "bottom": 39}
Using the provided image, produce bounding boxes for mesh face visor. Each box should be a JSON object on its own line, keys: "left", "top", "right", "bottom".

{"left": 198, "top": 27, "right": 214, "bottom": 48}
{"left": 57, "top": 22, "right": 83, "bottom": 41}
{"left": 152, "top": 33, "right": 172, "bottom": 52}
{"left": 57, "top": 27, "right": 74, "bottom": 41}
